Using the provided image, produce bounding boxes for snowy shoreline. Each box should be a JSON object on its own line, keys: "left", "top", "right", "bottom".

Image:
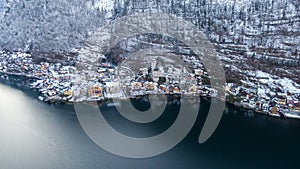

{"left": 1, "top": 71, "right": 300, "bottom": 121}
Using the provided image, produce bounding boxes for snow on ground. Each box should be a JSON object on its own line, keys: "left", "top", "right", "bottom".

{"left": 277, "top": 78, "right": 300, "bottom": 94}
{"left": 94, "top": 0, "right": 114, "bottom": 10}
{"left": 252, "top": 70, "right": 300, "bottom": 94}
{"left": 89, "top": 0, "right": 114, "bottom": 18}
{"left": 212, "top": 0, "right": 249, "bottom": 8}
{"left": 257, "top": 87, "right": 266, "bottom": 96}
{"left": 255, "top": 71, "right": 273, "bottom": 79}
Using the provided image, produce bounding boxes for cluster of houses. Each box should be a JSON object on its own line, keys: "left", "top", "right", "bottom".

{"left": 226, "top": 71, "right": 300, "bottom": 119}
{"left": 0, "top": 51, "right": 35, "bottom": 76}
{"left": 0, "top": 50, "right": 217, "bottom": 103}
{"left": 1, "top": 50, "right": 300, "bottom": 119}
{"left": 31, "top": 62, "right": 125, "bottom": 103}
{"left": 124, "top": 70, "right": 217, "bottom": 99}
{"left": 117, "top": 56, "right": 219, "bottom": 99}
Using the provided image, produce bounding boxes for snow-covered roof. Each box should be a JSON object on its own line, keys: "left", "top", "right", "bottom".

{"left": 106, "top": 81, "right": 120, "bottom": 87}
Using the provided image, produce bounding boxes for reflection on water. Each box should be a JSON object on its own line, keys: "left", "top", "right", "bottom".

{"left": 1, "top": 83, "right": 300, "bottom": 169}
{"left": 0, "top": 84, "right": 79, "bottom": 168}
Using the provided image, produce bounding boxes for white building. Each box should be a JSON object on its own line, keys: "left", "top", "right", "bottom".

{"left": 105, "top": 81, "right": 121, "bottom": 93}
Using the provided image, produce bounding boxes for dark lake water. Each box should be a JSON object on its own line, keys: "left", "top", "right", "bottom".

{"left": 1, "top": 78, "right": 300, "bottom": 169}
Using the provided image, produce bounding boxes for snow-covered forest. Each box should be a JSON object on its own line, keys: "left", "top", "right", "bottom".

{"left": 106, "top": 0, "right": 300, "bottom": 83}
{"left": 109, "top": 0, "right": 299, "bottom": 61}
{"left": 0, "top": 0, "right": 299, "bottom": 82}
{"left": 0, "top": 0, "right": 106, "bottom": 52}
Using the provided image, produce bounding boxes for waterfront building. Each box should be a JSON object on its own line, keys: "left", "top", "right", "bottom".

{"left": 152, "top": 68, "right": 164, "bottom": 83}
{"left": 295, "top": 103, "right": 300, "bottom": 113}
{"left": 270, "top": 106, "right": 279, "bottom": 115}
{"left": 277, "top": 96, "right": 287, "bottom": 105}
{"left": 144, "top": 82, "right": 156, "bottom": 91}
{"left": 105, "top": 81, "right": 121, "bottom": 95}
{"left": 88, "top": 86, "right": 103, "bottom": 97}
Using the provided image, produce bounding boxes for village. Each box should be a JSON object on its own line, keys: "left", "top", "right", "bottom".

{"left": 0, "top": 50, "right": 300, "bottom": 120}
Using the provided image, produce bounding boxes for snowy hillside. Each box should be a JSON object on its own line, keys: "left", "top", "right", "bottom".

{"left": 0, "top": 0, "right": 299, "bottom": 83}
{"left": 0, "top": 0, "right": 107, "bottom": 53}
{"left": 104, "top": 0, "right": 299, "bottom": 83}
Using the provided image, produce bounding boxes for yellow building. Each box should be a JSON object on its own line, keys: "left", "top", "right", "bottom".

{"left": 63, "top": 91, "right": 72, "bottom": 96}
{"left": 88, "top": 86, "right": 103, "bottom": 97}
{"left": 145, "top": 83, "right": 155, "bottom": 91}
{"left": 277, "top": 98, "right": 286, "bottom": 105}
{"left": 295, "top": 103, "right": 300, "bottom": 112}
{"left": 173, "top": 87, "right": 180, "bottom": 93}
{"left": 270, "top": 106, "right": 279, "bottom": 114}
{"left": 131, "top": 82, "right": 142, "bottom": 90}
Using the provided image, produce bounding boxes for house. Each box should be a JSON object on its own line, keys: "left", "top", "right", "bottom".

{"left": 286, "top": 96, "right": 294, "bottom": 105}
{"left": 225, "top": 84, "right": 231, "bottom": 93}
{"left": 40, "top": 62, "right": 49, "bottom": 70}
{"left": 63, "top": 90, "right": 72, "bottom": 96}
{"left": 54, "top": 63, "right": 61, "bottom": 71}
{"left": 168, "top": 85, "right": 174, "bottom": 93}
{"left": 105, "top": 81, "right": 121, "bottom": 93}
{"left": 189, "top": 84, "right": 198, "bottom": 93}
{"left": 255, "top": 101, "right": 262, "bottom": 110}
{"left": 97, "top": 68, "right": 106, "bottom": 73}
{"left": 88, "top": 86, "right": 103, "bottom": 97}
{"left": 194, "top": 69, "right": 203, "bottom": 76}
{"left": 131, "top": 82, "right": 142, "bottom": 90}
{"left": 277, "top": 96, "right": 287, "bottom": 105}
{"left": 139, "top": 68, "right": 148, "bottom": 76}
{"left": 295, "top": 103, "right": 300, "bottom": 113}
{"left": 144, "top": 82, "right": 156, "bottom": 91}
{"left": 159, "top": 85, "right": 168, "bottom": 93}
{"left": 262, "top": 103, "right": 269, "bottom": 112}
{"left": 270, "top": 106, "right": 279, "bottom": 115}
{"left": 173, "top": 86, "right": 180, "bottom": 94}
{"left": 152, "top": 69, "right": 164, "bottom": 82}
